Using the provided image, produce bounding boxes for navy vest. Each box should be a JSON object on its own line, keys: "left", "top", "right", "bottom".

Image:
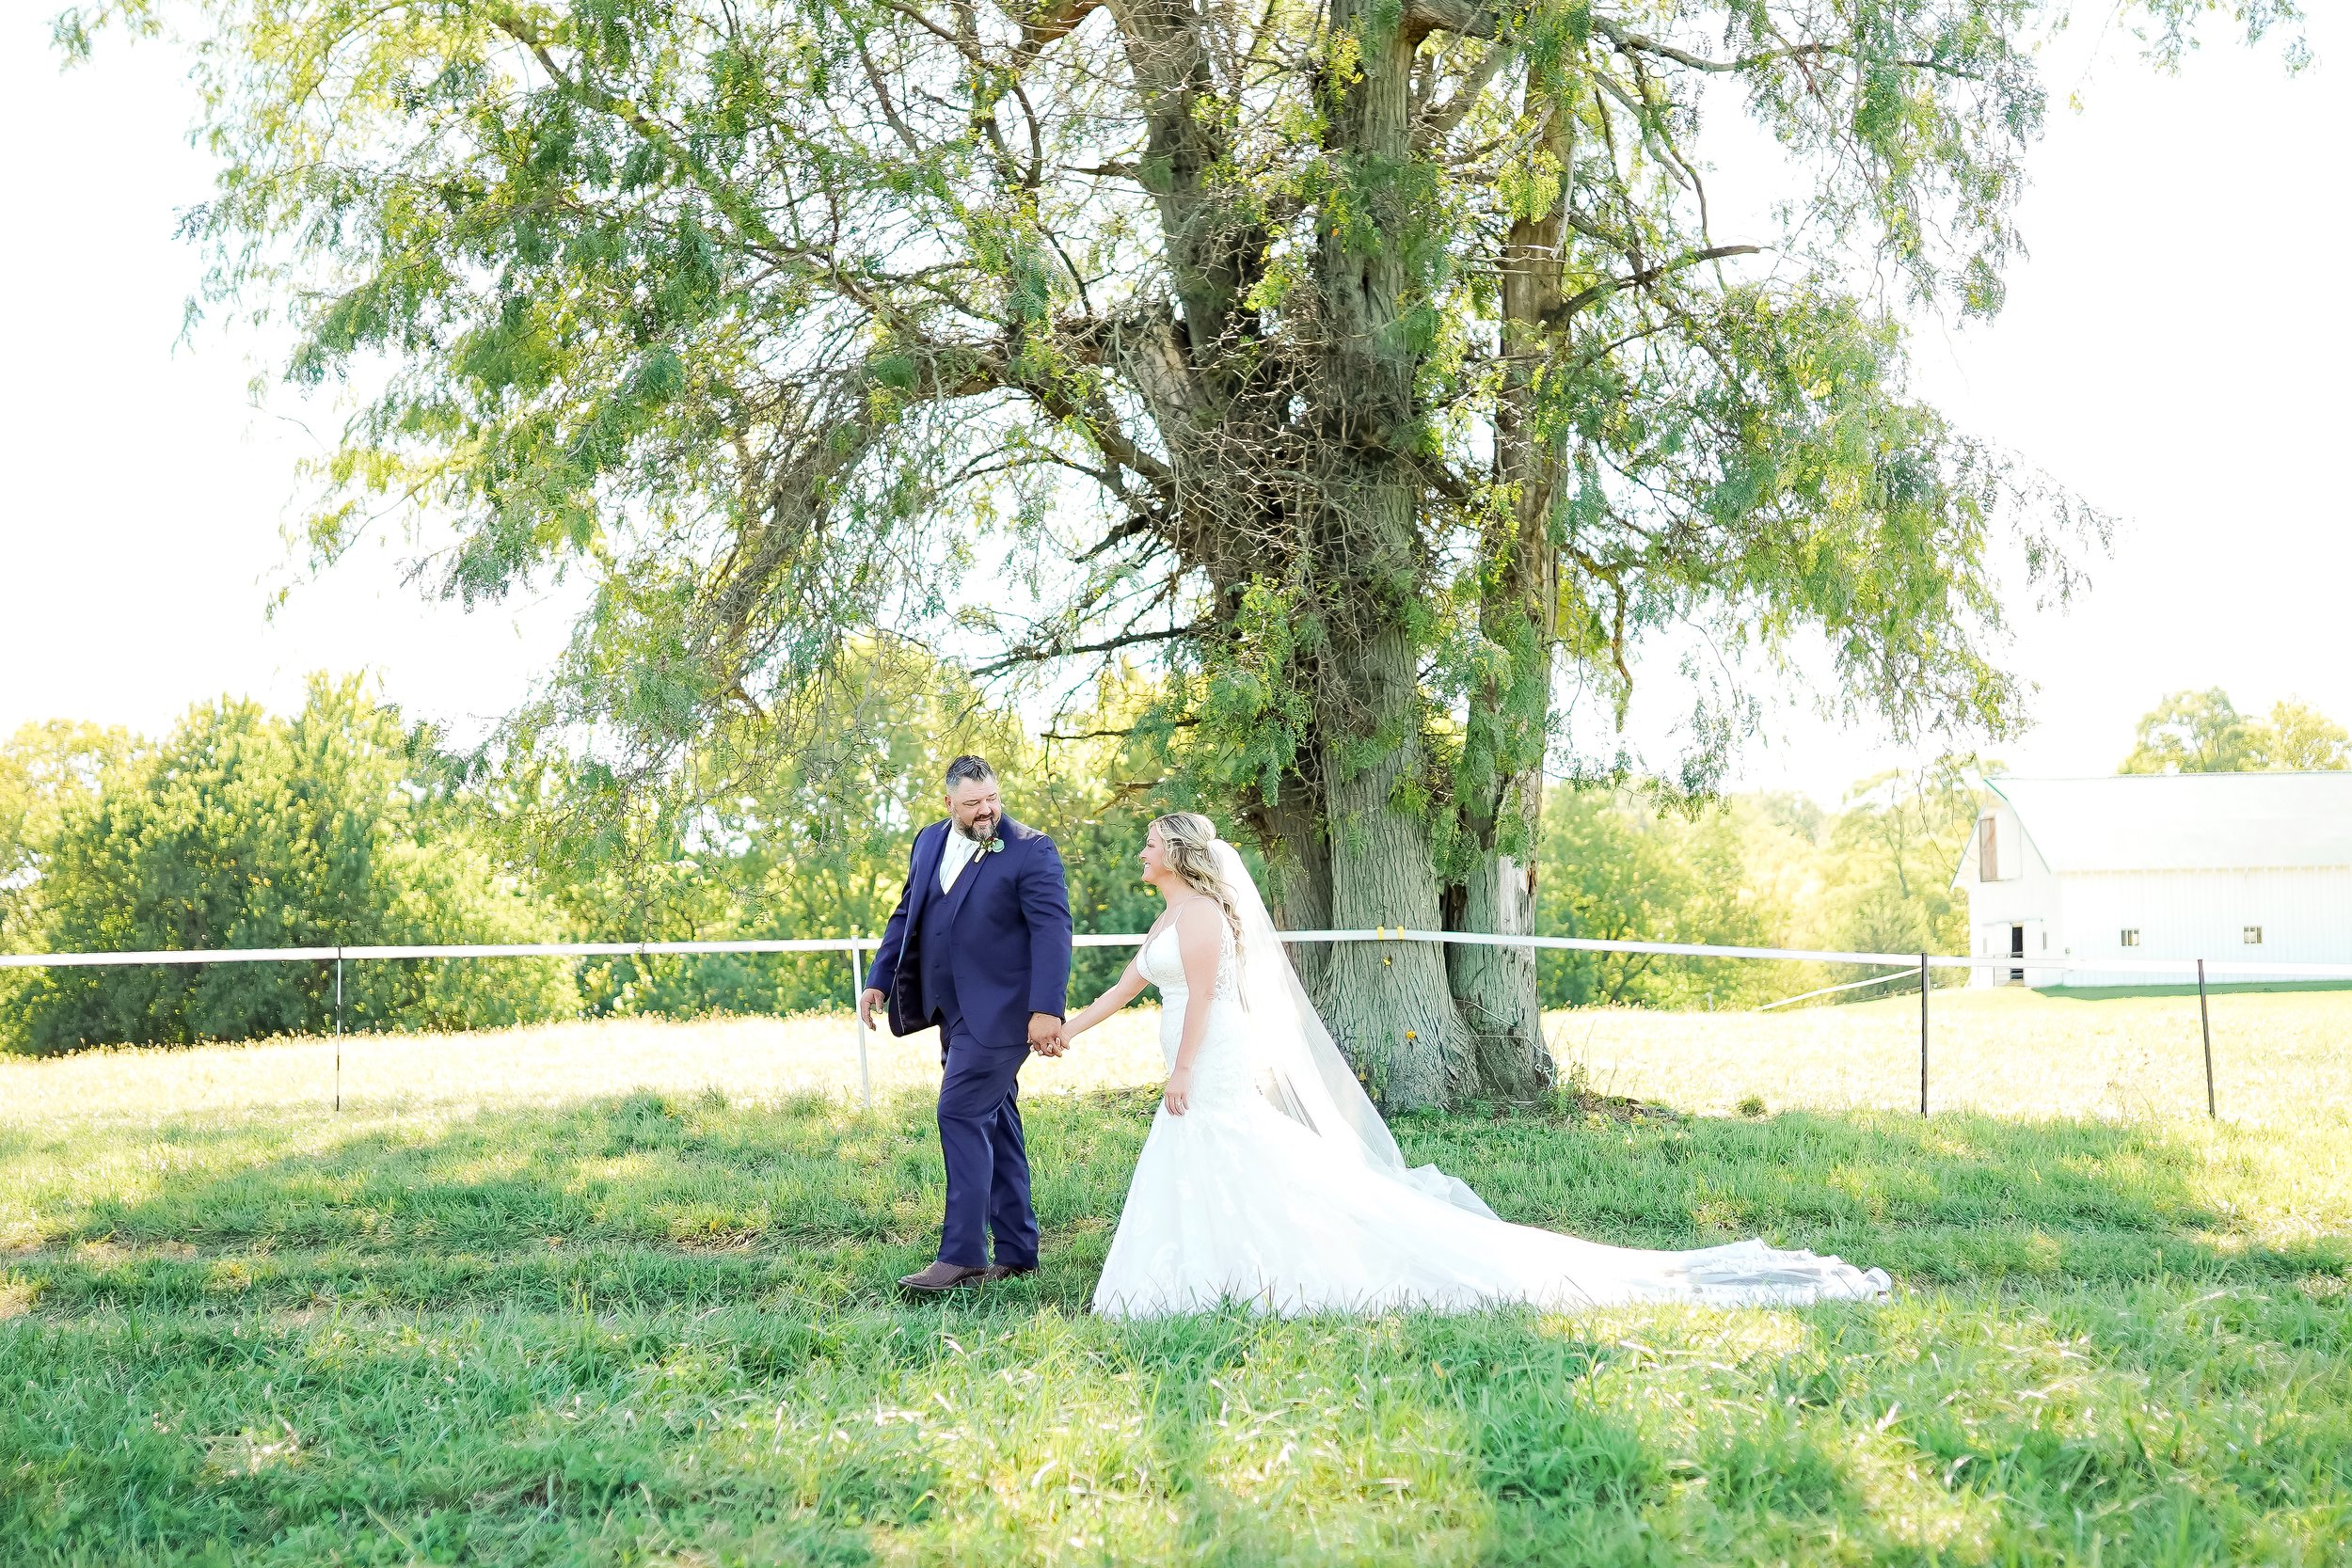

{"left": 918, "top": 872, "right": 961, "bottom": 1024}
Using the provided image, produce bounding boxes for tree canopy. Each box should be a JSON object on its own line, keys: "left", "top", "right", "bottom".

{"left": 2119, "top": 688, "right": 2350, "bottom": 775}
{"left": 59, "top": 0, "right": 2298, "bottom": 1102}
{"left": 2, "top": 678, "right": 578, "bottom": 1053}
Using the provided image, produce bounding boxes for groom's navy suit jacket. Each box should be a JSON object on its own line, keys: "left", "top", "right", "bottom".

{"left": 866, "top": 816, "right": 1073, "bottom": 1049}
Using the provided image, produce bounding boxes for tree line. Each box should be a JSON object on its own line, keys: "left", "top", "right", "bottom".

{"left": 0, "top": 658, "right": 1192, "bottom": 1053}
{"left": 9, "top": 669, "right": 2340, "bottom": 1054}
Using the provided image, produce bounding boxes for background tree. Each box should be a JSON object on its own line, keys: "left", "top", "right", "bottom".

{"left": 2118, "top": 688, "right": 2262, "bottom": 775}
{"left": 0, "top": 722, "right": 142, "bottom": 1034}
{"left": 1533, "top": 757, "right": 1976, "bottom": 1012}
{"left": 2119, "top": 689, "right": 2348, "bottom": 774}
{"left": 479, "top": 643, "right": 1195, "bottom": 1015}
{"left": 1808, "top": 756, "right": 1978, "bottom": 976}
{"left": 0, "top": 721, "right": 138, "bottom": 948}
{"left": 2261, "top": 701, "right": 2352, "bottom": 770}
{"left": 61, "top": 0, "right": 2295, "bottom": 1105}
{"left": 4, "top": 678, "right": 578, "bottom": 1054}
{"left": 1534, "top": 788, "right": 1788, "bottom": 1009}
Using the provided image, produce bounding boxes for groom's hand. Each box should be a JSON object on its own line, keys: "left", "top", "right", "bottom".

{"left": 858, "top": 989, "right": 885, "bottom": 1031}
{"left": 1028, "top": 1012, "right": 1065, "bottom": 1056}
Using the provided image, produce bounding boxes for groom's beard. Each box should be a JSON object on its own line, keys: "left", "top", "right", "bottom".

{"left": 954, "top": 816, "right": 998, "bottom": 843}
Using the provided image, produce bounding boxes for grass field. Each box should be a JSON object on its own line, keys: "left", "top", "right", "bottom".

{"left": 3, "top": 988, "right": 2349, "bottom": 1565}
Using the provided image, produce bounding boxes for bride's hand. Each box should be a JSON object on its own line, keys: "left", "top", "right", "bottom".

{"left": 1162, "top": 1065, "right": 1193, "bottom": 1117}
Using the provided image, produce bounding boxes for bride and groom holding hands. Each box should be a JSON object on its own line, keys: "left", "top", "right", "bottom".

{"left": 859, "top": 753, "right": 1890, "bottom": 1317}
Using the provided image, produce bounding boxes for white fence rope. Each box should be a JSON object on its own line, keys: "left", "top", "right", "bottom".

{"left": 1753, "top": 969, "right": 1925, "bottom": 1012}
{"left": 5, "top": 929, "right": 2347, "bottom": 979}
{"left": 5, "top": 928, "right": 2344, "bottom": 1117}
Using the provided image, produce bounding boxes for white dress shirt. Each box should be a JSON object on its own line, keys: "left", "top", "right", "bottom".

{"left": 939, "top": 826, "right": 987, "bottom": 893}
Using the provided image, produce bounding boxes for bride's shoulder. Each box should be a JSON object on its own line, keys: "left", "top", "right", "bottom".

{"left": 1169, "top": 898, "right": 1235, "bottom": 959}
{"left": 1171, "top": 895, "right": 1225, "bottom": 930}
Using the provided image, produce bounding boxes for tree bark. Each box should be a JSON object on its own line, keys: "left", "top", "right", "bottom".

{"left": 1444, "top": 86, "right": 1572, "bottom": 1101}
{"left": 1315, "top": 613, "right": 1463, "bottom": 1111}
{"left": 1254, "top": 784, "right": 1333, "bottom": 999}
{"left": 1271, "top": 8, "right": 1468, "bottom": 1109}
{"left": 1450, "top": 813, "right": 1549, "bottom": 1097}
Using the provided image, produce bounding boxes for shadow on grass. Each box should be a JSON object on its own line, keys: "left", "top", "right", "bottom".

{"left": 8, "top": 1091, "right": 2352, "bottom": 1566}
{"left": 2041, "top": 978, "right": 2352, "bottom": 1001}
{"left": 12, "top": 1085, "right": 2344, "bottom": 1321}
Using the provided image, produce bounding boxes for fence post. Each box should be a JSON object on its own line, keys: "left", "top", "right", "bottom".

{"left": 333, "top": 949, "right": 344, "bottom": 1115}
{"left": 1918, "top": 952, "right": 1930, "bottom": 1117}
{"left": 2198, "top": 958, "right": 2216, "bottom": 1119}
{"left": 849, "top": 941, "right": 872, "bottom": 1110}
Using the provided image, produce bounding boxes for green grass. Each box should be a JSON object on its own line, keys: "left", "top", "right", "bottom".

{"left": 4, "top": 992, "right": 2351, "bottom": 1565}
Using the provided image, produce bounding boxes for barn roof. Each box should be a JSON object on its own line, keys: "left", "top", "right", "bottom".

{"left": 1985, "top": 772, "right": 2352, "bottom": 874}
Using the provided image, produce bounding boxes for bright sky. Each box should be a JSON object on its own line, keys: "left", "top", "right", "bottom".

{"left": 2, "top": 10, "right": 2344, "bottom": 803}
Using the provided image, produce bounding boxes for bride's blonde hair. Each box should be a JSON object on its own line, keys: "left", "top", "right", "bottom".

{"left": 1151, "top": 812, "right": 1245, "bottom": 947}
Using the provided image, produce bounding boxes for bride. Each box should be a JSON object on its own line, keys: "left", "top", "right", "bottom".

{"left": 1058, "top": 812, "right": 1891, "bottom": 1318}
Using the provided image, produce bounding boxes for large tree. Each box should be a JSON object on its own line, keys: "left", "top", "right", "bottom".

{"left": 65, "top": 0, "right": 2293, "bottom": 1104}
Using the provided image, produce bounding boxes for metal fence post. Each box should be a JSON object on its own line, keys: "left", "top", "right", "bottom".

{"left": 1918, "top": 952, "right": 1930, "bottom": 1117}
{"left": 333, "top": 948, "right": 344, "bottom": 1115}
{"left": 2198, "top": 958, "right": 2216, "bottom": 1119}
{"left": 849, "top": 940, "right": 872, "bottom": 1110}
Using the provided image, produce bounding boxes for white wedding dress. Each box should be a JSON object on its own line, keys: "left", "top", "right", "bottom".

{"left": 1090, "top": 852, "right": 1891, "bottom": 1319}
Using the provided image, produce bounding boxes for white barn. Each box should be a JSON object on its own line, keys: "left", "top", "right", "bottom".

{"left": 1951, "top": 772, "right": 2352, "bottom": 988}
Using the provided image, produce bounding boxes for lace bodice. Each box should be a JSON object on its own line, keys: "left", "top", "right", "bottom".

{"left": 1139, "top": 917, "right": 1239, "bottom": 1003}
{"left": 1137, "top": 920, "right": 1255, "bottom": 1099}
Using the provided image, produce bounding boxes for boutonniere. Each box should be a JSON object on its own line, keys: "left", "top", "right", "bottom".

{"left": 982, "top": 835, "right": 1006, "bottom": 855}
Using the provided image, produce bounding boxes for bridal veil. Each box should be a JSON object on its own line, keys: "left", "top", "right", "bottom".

{"left": 1210, "top": 839, "right": 1500, "bottom": 1218}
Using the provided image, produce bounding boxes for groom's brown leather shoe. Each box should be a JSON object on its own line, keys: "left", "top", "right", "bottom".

{"left": 983, "top": 1261, "right": 1037, "bottom": 1282}
{"left": 898, "top": 1260, "right": 989, "bottom": 1294}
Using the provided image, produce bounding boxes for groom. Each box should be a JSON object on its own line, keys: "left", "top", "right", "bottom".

{"left": 860, "top": 754, "right": 1073, "bottom": 1293}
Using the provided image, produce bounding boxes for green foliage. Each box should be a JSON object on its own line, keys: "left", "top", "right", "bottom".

{"left": 0, "top": 722, "right": 144, "bottom": 1046}
{"left": 50, "top": 0, "right": 2294, "bottom": 840}
{"left": 2120, "top": 688, "right": 2351, "bottom": 774}
{"left": 1534, "top": 789, "right": 1789, "bottom": 1008}
{"left": 487, "top": 641, "right": 1044, "bottom": 1019}
{"left": 2265, "top": 699, "right": 2352, "bottom": 769}
{"left": 477, "top": 647, "right": 1238, "bottom": 1015}
{"left": 49, "top": 0, "right": 2297, "bottom": 1094}
{"left": 1534, "top": 758, "right": 1983, "bottom": 1008}
{"left": 2120, "top": 688, "right": 2263, "bottom": 774}
{"left": 0, "top": 651, "right": 1253, "bottom": 1046}
{"left": 1, "top": 678, "right": 577, "bottom": 1054}
{"left": 0, "top": 721, "right": 138, "bottom": 952}
{"left": 1811, "top": 760, "right": 1981, "bottom": 965}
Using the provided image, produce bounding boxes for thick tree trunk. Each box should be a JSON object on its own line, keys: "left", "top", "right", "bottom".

{"left": 1314, "top": 616, "right": 1464, "bottom": 1111}
{"left": 1255, "top": 787, "right": 1331, "bottom": 999}
{"left": 1449, "top": 783, "right": 1550, "bottom": 1097}
{"left": 1443, "top": 87, "right": 1571, "bottom": 1101}
{"left": 1273, "top": 10, "right": 1466, "bottom": 1110}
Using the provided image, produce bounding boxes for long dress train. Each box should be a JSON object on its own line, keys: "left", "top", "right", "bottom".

{"left": 1090, "top": 920, "right": 1890, "bottom": 1319}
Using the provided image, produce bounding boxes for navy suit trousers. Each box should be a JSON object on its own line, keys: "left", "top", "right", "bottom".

{"left": 935, "top": 1014, "right": 1038, "bottom": 1269}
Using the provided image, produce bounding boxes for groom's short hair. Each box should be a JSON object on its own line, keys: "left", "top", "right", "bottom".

{"left": 944, "top": 754, "right": 996, "bottom": 788}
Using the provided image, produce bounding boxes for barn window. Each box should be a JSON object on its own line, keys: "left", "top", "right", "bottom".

{"left": 2244, "top": 926, "right": 2264, "bottom": 944}
{"left": 1978, "top": 817, "right": 1998, "bottom": 881}
{"left": 2121, "top": 928, "right": 2139, "bottom": 947}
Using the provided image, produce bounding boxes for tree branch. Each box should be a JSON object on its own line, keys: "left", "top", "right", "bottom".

{"left": 1419, "top": 41, "right": 1515, "bottom": 148}
{"left": 1400, "top": 0, "right": 1498, "bottom": 43}
{"left": 970, "top": 621, "right": 1197, "bottom": 677}
{"left": 1041, "top": 717, "right": 1198, "bottom": 741}
{"left": 1588, "top": 15, "right": 1976, "bottom": 80}
{"left": 1545, "top": 244, "right": 1762, "bottom": 326}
